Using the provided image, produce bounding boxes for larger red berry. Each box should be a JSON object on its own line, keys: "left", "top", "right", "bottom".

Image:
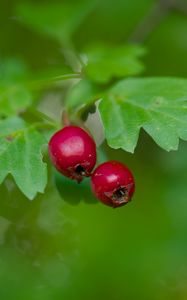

{"left": 48, "top": 126, "right": 96, "bottom": 182}
{"left": 91, "top": 160, "right": 135, "bottom": 208}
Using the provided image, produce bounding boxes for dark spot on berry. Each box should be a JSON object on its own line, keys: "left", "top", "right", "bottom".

{"left": 112, "top": 187, "right": 128, "bottom": 203}
{"left": 91, "top": 160, "right": 135, "bottom": 208}
{"left": 75, "top": 165, "right": 86, "bottom": 176}
{"left": 48, "top": 125, "right": 96, "bottom": 182}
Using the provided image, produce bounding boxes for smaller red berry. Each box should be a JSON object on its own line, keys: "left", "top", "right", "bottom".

{"left": 91, "top": 160, "right": 135, "bottom": 208}
{"left": 48, "top": 126, "right": 96, "bottom": 182}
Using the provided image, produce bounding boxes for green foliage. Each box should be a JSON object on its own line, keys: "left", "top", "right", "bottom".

{"left": 66, "top": 79, "right": 98, "bottom": 114}
{"left": 1, "top": 1, "right": 187, "bottom": 299}
{"left": 0, "top": 118, "right": 47, "bottom": 199}
{"left": 0, "top": 86, "right": 32, "bottom": 117}
{"left": 0, "top": 117, "right": 26, "bottom": 154}
{"left": 0, "top": 59, "right": 32, "bottom": 117}
{"left": 99, "top": 77, "right": 187, "bottom": 152}
{"left": 0, "top": 0, "right": 187, "bottom": 202}
{"left": 84, "top": 44, "right": 145, "bottom": 84}
{"left": 17, "top": 1, "right": 96, "bottom": 43}
{"left": 0, "top": 116, "right": 25, "bottom": 138}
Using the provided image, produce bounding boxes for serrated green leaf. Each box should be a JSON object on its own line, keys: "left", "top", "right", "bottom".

{"left": 17, "top": 1, "right": 96, "bottom": 43}
{"left": 0, "top": 117, "right": 26, "bottom": 154}
{"left": 0, "top": 116, "right": 26, "bottom": 137}
{"left": 0, "top": 125, "right": 47, "bottom": 200}
{"left": 99, "top": 77, "right": 187, "bottom": 152}
{"left": 0, "top": 85, "right": 32, "bottom": 117}
{"left": 84, "top": 44, "right": 145, "bottom": 84}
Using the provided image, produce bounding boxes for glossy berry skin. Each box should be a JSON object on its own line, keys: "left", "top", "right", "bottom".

{"left": 91, "top": 160, "right": 135, "bottom": 208}
{"left": 48, "top": 126, "right": 96, "bottom": 182}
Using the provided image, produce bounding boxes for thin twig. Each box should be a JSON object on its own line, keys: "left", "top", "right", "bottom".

{"left": 27, "top": 73, "right": 81, "bottom": 90}
{"left": 129, "top": 0, "right": 176, "bottom": 43}
{"left": 61, "top": 109, "right": 70, "bottom": 126}
{"left": 129, "top": 2, "right": 169, "bottom": 43}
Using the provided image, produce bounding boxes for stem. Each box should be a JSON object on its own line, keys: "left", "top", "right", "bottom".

{"left": 129, "top": 0, "right": 174, "bottom": 43}
{"left": 61, "top": 109, "right": 70, "bottom": 126}
{"left": 27, "top": 73, "right": 81, "bottom": 91}
{"left": 10, "top": 121, "right": 59, "bottom": 138}
{"left": 61, "top": 39, "right": 85, "bottom": 73}
{"left": 27, "top": 108, "right": 56, "bottom": 124}
{"left": 129, "top": 2, "right": 168, "bottom": 43}
{"left": 33, "top": 122, "right": 59, "bottom": 130}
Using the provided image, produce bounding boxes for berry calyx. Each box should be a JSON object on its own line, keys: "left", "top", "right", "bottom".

{"left": 48, "top": 126, "right": 96, "bottom": 182}
{"left": 91, "top": 160, "right": 135, "bottom": 208}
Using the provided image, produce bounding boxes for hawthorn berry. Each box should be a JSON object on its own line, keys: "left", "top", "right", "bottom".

{"left": 48, "top": 126, "right": 96, "bottom": 182}
{"left": 91, "top": 160, "right": 135, "bottom": 208}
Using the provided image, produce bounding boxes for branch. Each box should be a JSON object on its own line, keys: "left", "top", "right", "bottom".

{"left": 129, "top": 1, "right": 169, "bottom": 43}
{"left": 129, "top": 0, "right": 177, "bottom": 43}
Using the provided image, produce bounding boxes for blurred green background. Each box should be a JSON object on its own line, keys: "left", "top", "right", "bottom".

{"left": 1, "top": 0, "right": 187, "bottom": 299}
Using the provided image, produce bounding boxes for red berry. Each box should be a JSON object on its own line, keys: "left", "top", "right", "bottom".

{"left": 48, "top": 126, "right": 96, "bottom": 182}
{"left": 91, "top": 160, "right": 135, "bottom": 208}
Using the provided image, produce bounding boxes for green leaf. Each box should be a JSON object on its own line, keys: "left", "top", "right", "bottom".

{"left": 0, "top": 117, "right": 26, "bottom": 154}
{"left": 84, "top": 44, "right": 145, "bottom": 84}
{"left": 0, "top": 121, "right": 47, "bottom": 199}
{"left": 0, "top": 116, "right": 26, "bottom": 138}
{"left": 0, "top": 59, "right": 32, "bottom": 117}
{"left": 0, "top": 85, "right": 32, "bottom": 117}
{"left": 17, "top": 1, "right": 96, "bottom": 43}
{"left": 66, "top": 79, "right": 98, "bottom": 114}
{"left": 99, "top": 77, "right": 187, "bottom": 152}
